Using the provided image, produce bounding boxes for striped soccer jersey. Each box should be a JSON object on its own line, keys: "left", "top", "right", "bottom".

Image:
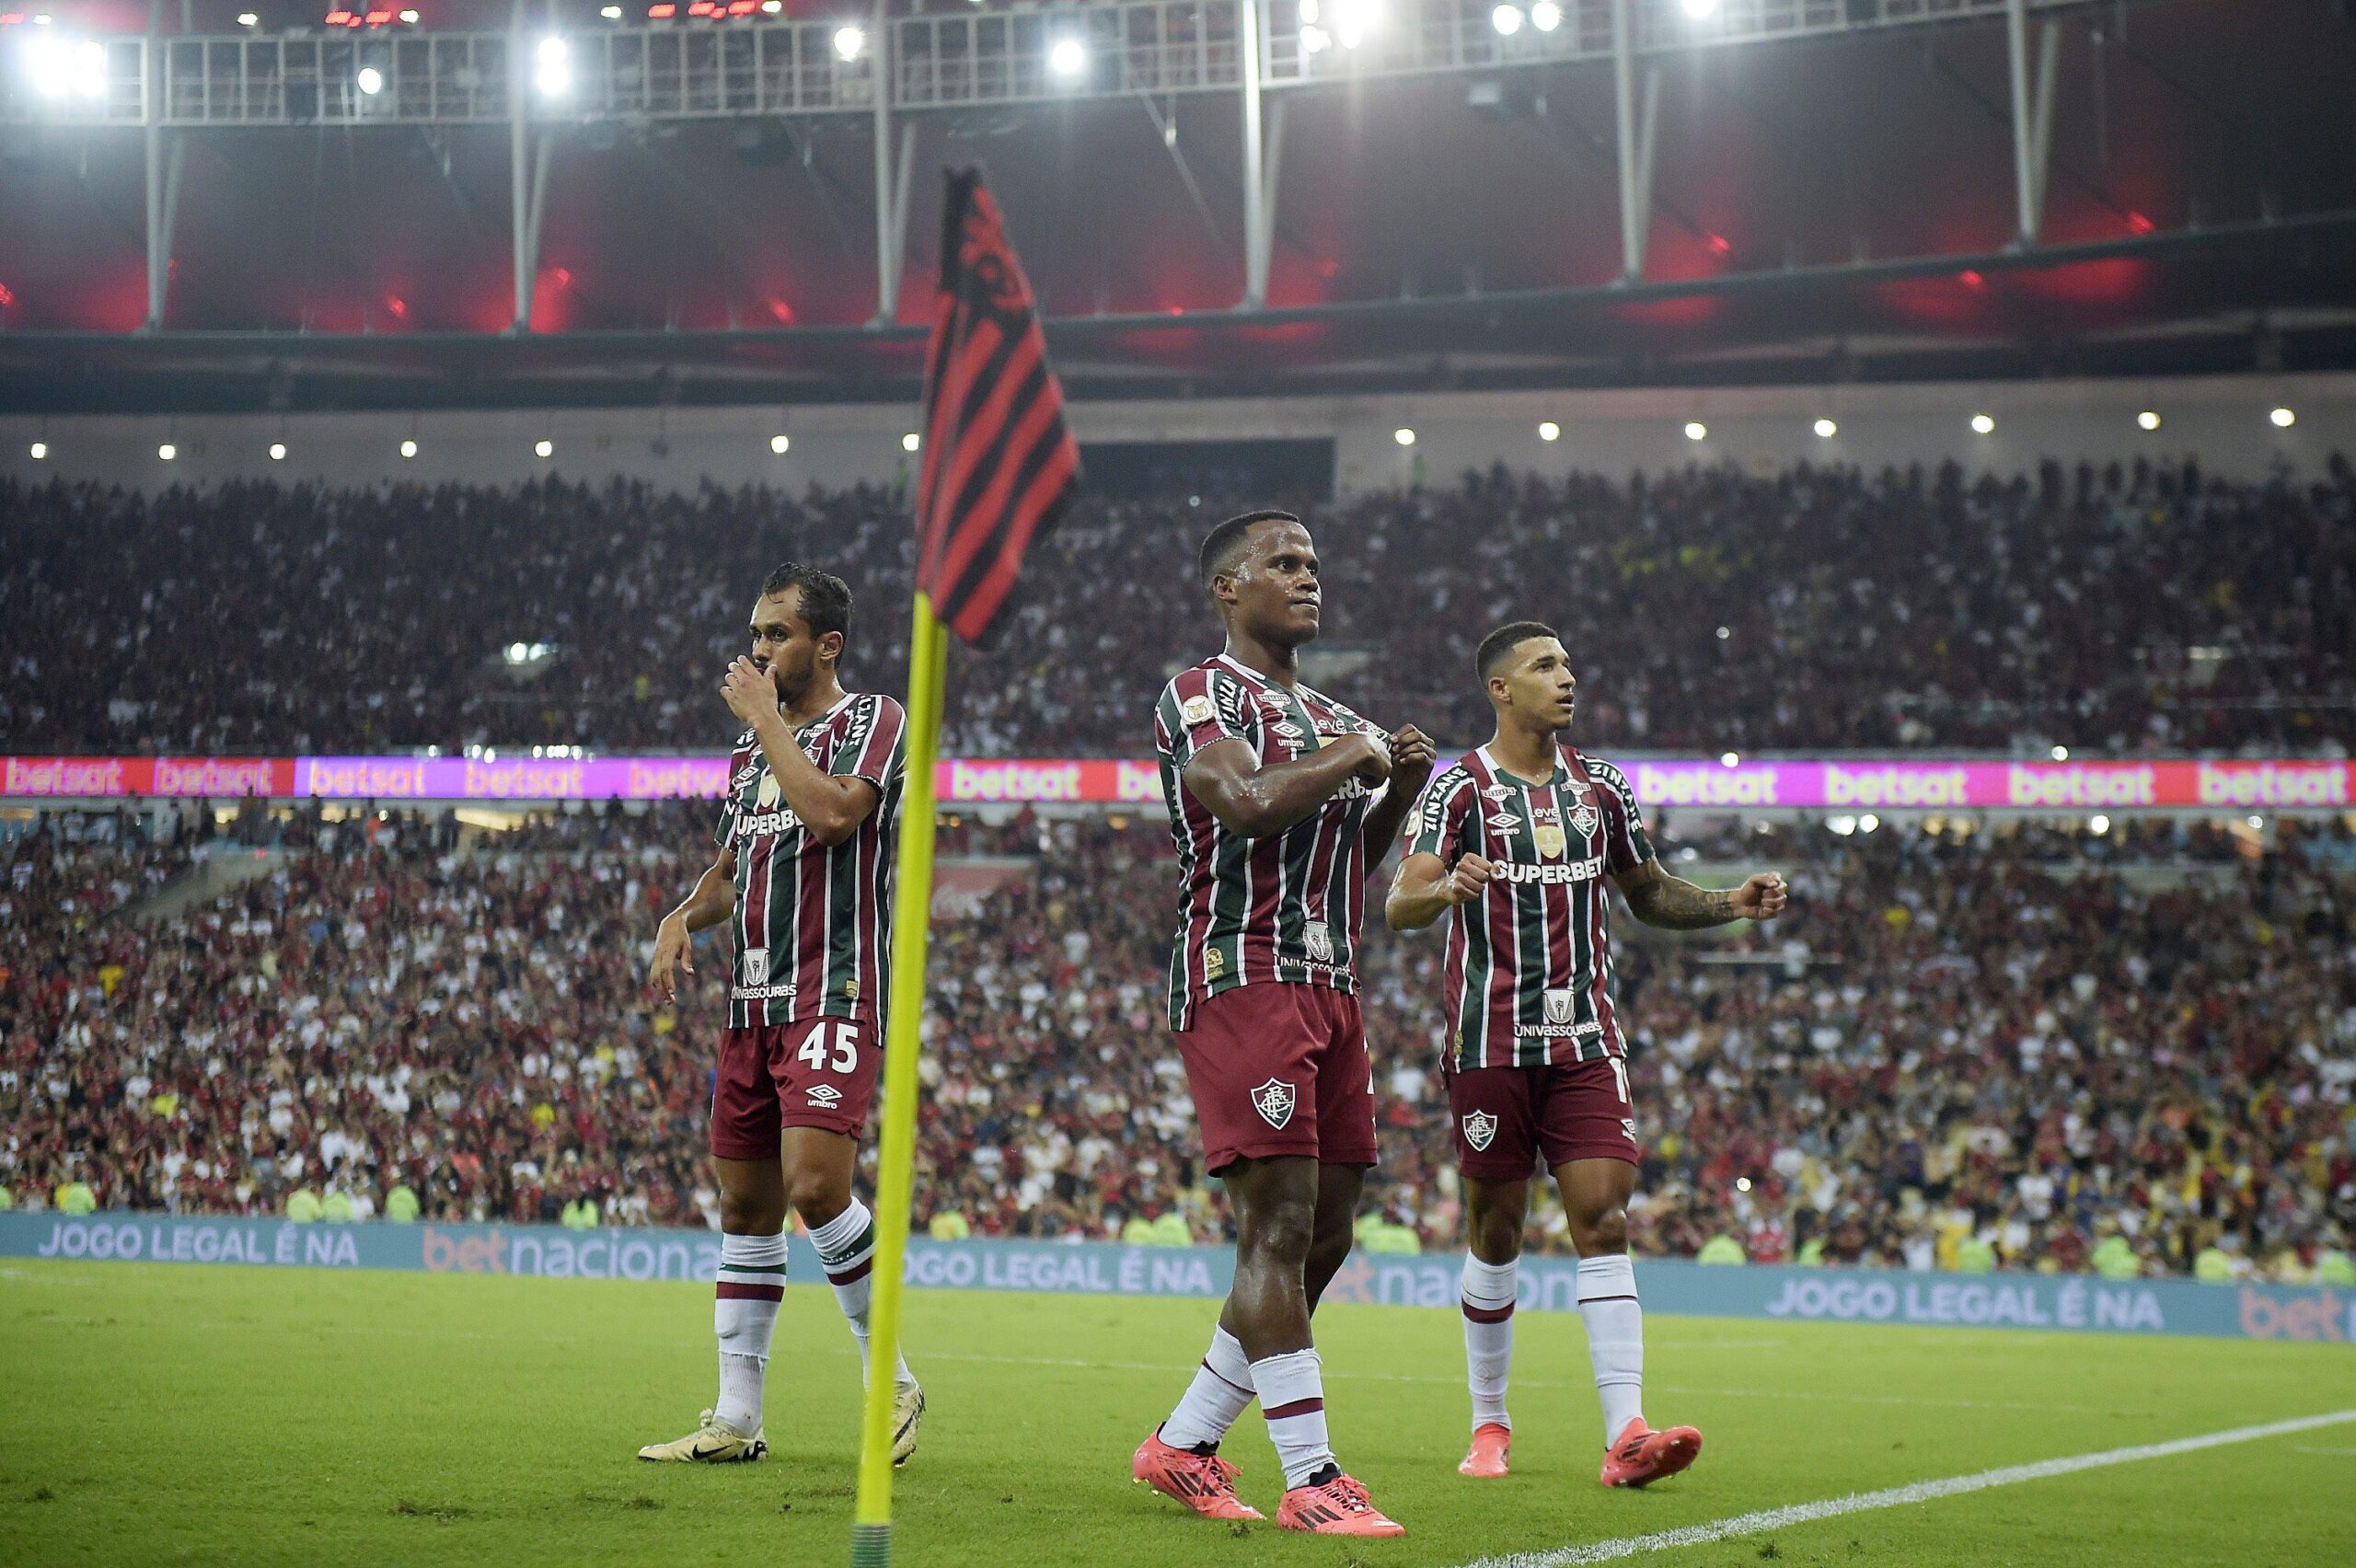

{"left": 1154, "top": 653, "right": 1388, "bottom": 1032}
{"left": 712, "top": 691, "right": 907, "bottom": 1031}
{"left": 1406, "top": 744, "right": 1654, "bottom": 1068}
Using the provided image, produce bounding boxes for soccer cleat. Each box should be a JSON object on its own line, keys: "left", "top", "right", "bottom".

{"left": 891, "top": 1378, "right": 926, "bottom": 1467}
{"left": 636, "top": 1409, "right": 768, "bottom": 1463}
{"left": 1599, "top": 1419, "right": 1703, "bottom": 1488}
{"left": 1131, "top": 1428, "right": 1265, "bottom": 1521}
{"left": 1459, "top": 1422, "right": 1512, "bottom": 1479}
{"left": 1276, "top": 1471, "right": 1405, "bottom": 1536}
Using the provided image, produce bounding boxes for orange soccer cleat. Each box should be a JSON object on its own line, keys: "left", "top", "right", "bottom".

{"left": 1132, "top": 1428, "right": 1265, "bottom": 1521}
{"left": 1458, "top": 1422, "right": 1511, "bottom": 1479}
{"left": 1599, "top": 1419, "right": 1703, "bottom": 1488}
{"left": 1276, "top": 1471, "right": 1406, "bottom": 1536}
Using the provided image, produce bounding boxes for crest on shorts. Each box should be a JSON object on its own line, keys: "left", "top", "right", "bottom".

{"left": 1532, "top": 823, "right": 1567, "bottom": 859}
{"left": 1461, "top": 1110, "right": 1499, "bottom": 1152}
{"left": 1251, "top": 1078, "right": 1296, "bottom": 1130}
{"left": 1544, "top": 987, "right": 1574, "bottom": 1025}
{"left": 1301, "top": 920, "right": 1334, "bottom": 963}
{"left": 743, "top": 948, "right": 769, "bottom": 986}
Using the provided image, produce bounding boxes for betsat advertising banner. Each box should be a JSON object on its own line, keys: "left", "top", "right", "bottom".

{"left": 5, "top": 755, "right": 2350, "bottom": 810}
{"left": 6, "top": 1213, "right": 2347, "bottom": 1346}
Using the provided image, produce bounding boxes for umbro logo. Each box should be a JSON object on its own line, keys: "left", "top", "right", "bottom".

{"left": 806, "top": 1084, "right": 843, "bottom": 1108}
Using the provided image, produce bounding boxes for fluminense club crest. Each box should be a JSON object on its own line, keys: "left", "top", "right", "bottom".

{"left": 1251, "top": 1078, "right": 1296, "bottom": 1129}
{"left": 1461, "top": 1109, "right": 1498, "bottom": 1151}
{"left": 1567, "top": 797, "right": 1600, "bottom": 838}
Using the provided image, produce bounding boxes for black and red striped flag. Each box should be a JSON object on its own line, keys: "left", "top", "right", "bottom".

{"left": 912, "top": 167, "right": 1080, "bottom": 645}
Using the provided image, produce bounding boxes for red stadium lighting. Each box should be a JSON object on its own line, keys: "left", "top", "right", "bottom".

{"left": 325, "top": 8, "right": 352, "bottom": 22}
{"left": 2127, "top": 211, "right": 2155, "bottom": 235}
{"left": 1705, "top": 232, "right": 1732, "bottom": 257}
{"left": 364, "top": 7, "right": 393, "bottom": 24}
{"left": 648, "top": 3, "right": 676, "bottom": 15}
{"left": 1958, "top": 268, "right": 1985, "bottom": 289}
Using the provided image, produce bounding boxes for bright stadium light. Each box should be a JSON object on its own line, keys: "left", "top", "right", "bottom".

{"left": 1300, "top": 24, "right": 1329, "bottom": 52}
{"left": 237, "top": 11, "right": 260, "bottom": 25}
{"left": 769, "top": 433, "right": 791, "bottom": 455}
{"left": 535, "top": 37, "right": 572, "bottom": 98}
{"left": 1970, "top": 412, "right": 1995, "bottom": 434}
{"left": 507, "top": 642, "right": 530, "bottom": 663}
{"left": 2270, "top": 406, "right": 2296, "bottom": 428}
{"left": 1332, "top": 0, "right": 1376, "bottom": 48}
{"left": 601, "top": 4, "right": 623, "bottom": 17}
{"left": 26, "top": 36, "right": 108, "bottom": 100}
{"left": 1530, "top": 0, "right": 1562, "bottom": 30}
{"left": 2051, "top": 744, "right": 2069, "bottom": 761}
{"left": 1680, "top": 0, "right": 1720, "bottom": 18}
{"left": 1684, "top": 420, "right": 1707, "bottom": 441}
{"left": 399, "top": 438, "right": 418, "bottom": 458}
{"left": 1048, "top": 37, "right": 1086, "bottom": 76}
{"left": 1813, "top": 418, "right": 1838, "bottom": 438}
{"left": 1393, "top": 427, "right": 1415, "bottom": 446}
{"left": 833, "top": 25, "right": 865, "bottom": 62}
{"left": 534, "top": 439, "right": 554, "bottom": 458}
{"left": 29, "top": 441, "right": 49, "bottom": 460}
{"left": 901, "top": 432, "right": 920, "bottom": 453}
{"left": 157, "top": 443, "right": 177, "bottom": 461}
{"left": 356, "top": 64, "right": 385, "bottom": 95}
{"left": 1720, "top": 751, "right": 1740, "bottom": 767}
{"left": 1537, "top": 421, "right": 1560, "bottom": 442}
{"left": 2137, "top": 409, "right": 2161, "bottom": 432}
{"left": 269, "top": 443, "right": 287, "bottom": 461}
{"left": 398, "top": 6, "right": 420, "bottom": 20}
{"left": 1859, "top": 813, "right": 1880, "bottom": 833}
{"left": 1491, "top": 5, "right": 1522, "bottom": 36}
{"left": 2089, "top": 814, "right": 2110, "bottom": 836}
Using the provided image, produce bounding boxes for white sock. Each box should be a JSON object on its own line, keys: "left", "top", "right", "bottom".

{"left": 1161, "top": 1325, "right": 1255, "bottom": 1449}
{"left": 808, "top": 1199, "right": 910, "bottom": 1385}
{"left": 1252, "top": 1348, "right": 1337, "bottom": 1490}
{"left": 1577, "top": 1252, "right": 1645, "bottom": 1445}
{"left": 713, "top": 1230, "right": 786, "bottom": 1434}
{"left": 1461, "top": 1254, "right": 1519, "bottom": 1432}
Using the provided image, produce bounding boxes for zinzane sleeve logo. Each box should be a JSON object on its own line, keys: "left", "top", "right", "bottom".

{"left": 1592, "top": 761, "right": 1656, "bottom": 872}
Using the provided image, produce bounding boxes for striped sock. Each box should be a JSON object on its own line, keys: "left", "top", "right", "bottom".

{"left": 808, "top": 1198, "right": 909, "bottom": 1385}
{"left": 1161, "top": 1325, "right": 1255, "bottom": 1449}
{"left": 713, "top": 1230, "right": 787, "bottom": 1434}
{"left": 1461, "top": 1254, "right": 1518, "bottom": 1431}
{"left": 1577, "top": 1252, "right": 1645, "bottom": 1445}
{"left": 1252, "top": 1348, "right": 1336, "bottom": 1490}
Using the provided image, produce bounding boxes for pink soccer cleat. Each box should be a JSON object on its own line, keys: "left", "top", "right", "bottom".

{"left": 1459, "top": 1422, "right": 1511, "bottom": 1478}
{"left": 1132, "top": 1428, "right": 1264, "bottom": 1521}
{"left": 1599, "top": 1419, "right": 1703, "bottom": 1488}
{"left": 1276, "top": 1471, "right": 1405, "bottom": 1536}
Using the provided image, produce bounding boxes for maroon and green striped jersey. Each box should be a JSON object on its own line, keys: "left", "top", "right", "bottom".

{"left": 1154, "top": 654, "right": 1386, "bottom": 1031}
{"left": 1407, "top": 744, "right": 1654, "bottom": 1067}
{"left": 713, "top": 692, "right": 907, "bottom": 1031}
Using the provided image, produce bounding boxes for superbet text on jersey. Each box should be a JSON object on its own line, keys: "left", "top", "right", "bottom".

{"left": 1407, "top": 744, "right": 1655, "bottom": 1068}
{"left": 713, "top": 692, "right": 907, "bottom": 1031}
{"left": 1153, "top": 654, "right": 1387, "bottom": 1031}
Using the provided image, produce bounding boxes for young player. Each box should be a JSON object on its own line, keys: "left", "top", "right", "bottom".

{"left": 639, "top": 563, "right": 925, "bottom": 1467}
{"left": 1385, "top": 621, "right": 1786, "bottom": 1485}
{"left": 1131, "top": 510, "right": 1435, "bottom": 1537}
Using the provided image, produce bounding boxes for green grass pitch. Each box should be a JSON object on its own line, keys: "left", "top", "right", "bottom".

{"left": 4, "top": 1261, "right": 2352, "bottom": 1566}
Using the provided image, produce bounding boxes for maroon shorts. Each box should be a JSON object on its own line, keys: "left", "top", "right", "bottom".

{"left": 1174, "top": 983, "right": 1379, "bottom": 1175}
{"left": 1447, "top": 1055, "right": 1641, "bottom": 1182}
{"left": 710, "top": 1015, "right": 880, "bottom": 1159}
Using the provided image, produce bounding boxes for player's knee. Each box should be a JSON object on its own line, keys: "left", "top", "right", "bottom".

{"left": 1574, "top": 1205, "right": 1630, "bottom": 1255}
{"left": 783, "top": 1168, "right": 850, "bottom": 1228}
{"left": 718, "top": 1188, "right": 784, "bottom": 1235}
{"left": 1470, "top": 1205, "right": 1523, "bottom": 1263}
{"left": 1237, "top": 1197, "right": 1317, "bottom": 1263}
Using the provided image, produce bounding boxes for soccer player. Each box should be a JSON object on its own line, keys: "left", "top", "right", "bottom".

{"left": 1385, "top": 621, "right": 1786, "bottom": 1486}
{"left": 639, "top": 563, "right": 925, "bottom": 1467}
{"left": 1131, "top": 510, "right": 1435, "bottom": 1537}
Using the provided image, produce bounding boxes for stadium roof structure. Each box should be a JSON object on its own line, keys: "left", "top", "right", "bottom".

{"left": 1, "top": 0, "right": 2353, "bottom": 411}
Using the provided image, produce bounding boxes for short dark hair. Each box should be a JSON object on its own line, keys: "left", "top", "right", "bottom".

{"left": 1198, "top": 509, "right": 1299, "bottom": 591}
{"left": 758, "top": 561, "right": 854, "bottom": 644}
{"left": 1476, "top": 620, "right": 1560, "bottom": 680}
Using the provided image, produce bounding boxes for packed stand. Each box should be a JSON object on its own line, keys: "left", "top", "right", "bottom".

{"left": 4, "top": 453, "right": 2351, "bottom": 758}
{"left": 6, "top": 803, "right": 2350, "bottom": 1283}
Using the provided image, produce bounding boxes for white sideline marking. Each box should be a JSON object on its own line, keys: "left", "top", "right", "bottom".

{"left": 1451, "top": 1409, "right": 2356, "bottom": 1568}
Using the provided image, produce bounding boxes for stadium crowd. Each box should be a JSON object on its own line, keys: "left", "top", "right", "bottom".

{"left": 6, "top": 801, "right": 2350, "bottom": 1284}
{"left": 4, "top": 452, "right": 2351, "bottom": 759}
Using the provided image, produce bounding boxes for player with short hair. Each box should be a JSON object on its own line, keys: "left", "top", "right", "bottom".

{"left": 1131, "top": 509, "right": 1435, "bottom": 1537}
{"left": 1386, "top": 620, "right": 1786, "bottom": 1485}
{"left": 639, "top": 562, "right": 925, "bottom": 1467}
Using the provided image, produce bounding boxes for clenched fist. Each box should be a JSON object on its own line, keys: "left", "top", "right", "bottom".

{"left": 1445, "top": 853, "right": 1496, "bottom": 905}
{"left": 1731, "top": 872, "right": 1789, "bottom": 920}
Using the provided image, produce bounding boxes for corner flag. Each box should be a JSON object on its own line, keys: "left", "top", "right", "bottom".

{"left": 850, "top": 167, "right": 1077, "bottom": 1567}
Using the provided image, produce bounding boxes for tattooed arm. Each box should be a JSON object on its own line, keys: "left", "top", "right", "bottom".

{"left": 1611, "top": 859, "right": 1788, "bottom": 930}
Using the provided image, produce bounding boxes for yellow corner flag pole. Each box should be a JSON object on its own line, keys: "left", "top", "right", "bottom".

{"left": 849, "top": 591, "right": 948, "bottom": 1568}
